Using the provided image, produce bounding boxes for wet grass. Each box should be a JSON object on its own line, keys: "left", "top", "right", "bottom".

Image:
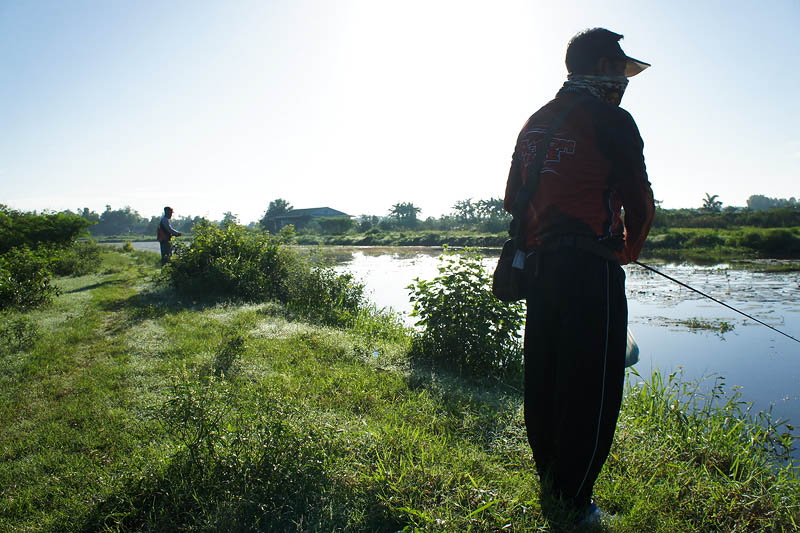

{"left": 1, "top": 249, "right": 798, "bottom": 531}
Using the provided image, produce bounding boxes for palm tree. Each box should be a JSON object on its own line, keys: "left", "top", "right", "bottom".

{"left": 702, "top": 193, "right": 722, "bottom": 212}
{"left": 388, "top": 202, "right": 421, "bottom": 228}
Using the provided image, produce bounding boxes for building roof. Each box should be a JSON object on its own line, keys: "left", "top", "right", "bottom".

{"left": 273, "top": 207, "right": 352, "bottom": 219}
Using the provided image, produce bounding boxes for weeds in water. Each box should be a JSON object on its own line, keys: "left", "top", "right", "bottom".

{"left": 617, "top": 367, "right": 799, "bottom": 531}
{"left": 678, "top": 316, "right": 736, "bottom": 335}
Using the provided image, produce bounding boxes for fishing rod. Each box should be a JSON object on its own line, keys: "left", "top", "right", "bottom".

{"left": 633, "top": 260, "right": 800, "bottom": 345}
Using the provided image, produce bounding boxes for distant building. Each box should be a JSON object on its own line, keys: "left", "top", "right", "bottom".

{"left": 270, "top": 207, "right": 352, "bottom": 231}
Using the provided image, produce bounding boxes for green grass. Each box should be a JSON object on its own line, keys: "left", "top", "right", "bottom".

{"left": 1, "top": 249, "right": 798, "bottom": 531}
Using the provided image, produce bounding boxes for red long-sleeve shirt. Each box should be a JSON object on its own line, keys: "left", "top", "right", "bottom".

{"left": 504, "top": 92, "right": 655, "bottom": 264}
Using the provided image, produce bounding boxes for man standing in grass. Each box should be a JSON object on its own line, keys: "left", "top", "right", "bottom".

{"left": 503, "top": 28, "right": 655, "bottom": 524}
{"left": 157, "top": 206, "right": 182, "bottom": 266}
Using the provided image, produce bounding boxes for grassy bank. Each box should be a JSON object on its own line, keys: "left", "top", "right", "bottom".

{"left": 295, "top": 226, "right": 800, "bottom": 262}
{"left": 1, "top": 249, "right": 798, "bottom": 531}
{"left": 92, "top": 225, "right": 800, "bottom": 263}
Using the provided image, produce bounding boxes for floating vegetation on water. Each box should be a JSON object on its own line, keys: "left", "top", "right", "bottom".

{"left": 652, "top": 316, "right": 737, "bottom": 337}
{"left": 732, "top": 259, "right": 800, "bottom": 273}
{"left": 680, "top": 317, "right": 735, "bottom": 333}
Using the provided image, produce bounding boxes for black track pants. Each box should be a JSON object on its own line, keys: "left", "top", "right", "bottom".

{"left": 523, "top": 247, "right": 627, "bottom": 510}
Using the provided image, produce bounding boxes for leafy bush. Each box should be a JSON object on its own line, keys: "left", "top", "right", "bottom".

{"left": 0, "top": 313, "right": 40, "bottom": 352}
{"left": 737, "top": 228, "right": 800, "bottom": 255}
{"left": 645, "top": 231, "right": 689, "bottom": 249}
{"left": 315, "top": 216, "right": 355, "bottom": 235}
{"left": 683, "top": 232, "right": 725, "bottom": 248}
{"left": 0, "top": 205, "right": 91, "bottom": 253}
{"left": 407, "top": 248, "right": 525, "bottom": 379}
{"left": 760, "top": 228, "right": 800, "bottom": 254}
{"left": 48, "top": 241, "right": 102, "bottom": 276}
{"left": 285, "top": 264, "right": 365, "bottom": 328}
{"left": 164, "top": 223, "right": 368, "bottom": 328}
{"left": 164, "top": 222, "right": 291, "bottom": 301}
{"left": 0, "top": 247, "right": 59, "bottom": 311}
{"left": 0, "top": 208, "right": 101, "bottom": 309}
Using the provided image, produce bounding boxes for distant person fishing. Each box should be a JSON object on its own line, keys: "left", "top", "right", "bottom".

{"left": 157, "top": 206, "right": 182, "bottom": 266}
{"left": 501, "top": 28, "right": 654, "bottom": 526}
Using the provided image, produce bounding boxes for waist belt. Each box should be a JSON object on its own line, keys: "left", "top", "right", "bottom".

{"left": 538, "top": 234, "right": 619, "bottom": 262}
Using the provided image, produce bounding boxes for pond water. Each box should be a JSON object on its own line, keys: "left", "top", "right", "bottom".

{"left": 327, "top": 246, "right": 800, "bottom": 448}
{"left": 120, "top": 241, "right": 800, "bottom": 448}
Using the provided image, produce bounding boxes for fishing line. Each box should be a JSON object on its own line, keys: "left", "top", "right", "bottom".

{"left": 632, "top": 260, "right": 800, "bottom": 345}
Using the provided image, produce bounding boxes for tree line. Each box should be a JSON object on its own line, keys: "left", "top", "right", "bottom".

{"left": 28, "top": 192, "right": 800, "bottom": 238}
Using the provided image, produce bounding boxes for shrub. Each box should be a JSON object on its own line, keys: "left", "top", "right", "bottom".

{"left": 316, "top": 217, "right": 355, "bottom": 235}
{"left": 0, "top": 205, "right": 91, "bottom": 254}
{"left": 122, "top": 241, "right": 135, "bottom": 253}
{"left": 0, "top": 247, "right": 59, "bottom": 311}
{"left": 737, "top": 228, "right": 800, "bottom": 255}
{"left": 645, "top": 231, "right": 689, "bottom": 249}
{"left": 683, "top": 232, "right": 725, "bottom": 248}
{"left": 759, "top": 228, "right": 800, "bottom": 254}
{"left": 164, "top": 222, "right": 368, "bottom": 329}
{"left": 164, "top": 222, "right": 291, "bottom": 301}
{"left": 407, "top": 248, "right": 525, "bottom": 379}
{"left": 49, "top": 241, "right": 102, "bottom": 276}
{"left": 0, "top": 313, "right": 40, "bottom": 352}
{"left": 285, "top": 264, "right": 365, "bottom": 328}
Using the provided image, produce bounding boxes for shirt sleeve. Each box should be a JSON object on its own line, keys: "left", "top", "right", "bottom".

{"left": 609, "top": 110, "right": 655, "bottom": 264}
{"left": 503, "top": 148, "right": 523, "bottom": 214}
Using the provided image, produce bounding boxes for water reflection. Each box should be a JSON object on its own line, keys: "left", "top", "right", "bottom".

{"left": 326, "top": 246, "right": 800, "bottom": 451}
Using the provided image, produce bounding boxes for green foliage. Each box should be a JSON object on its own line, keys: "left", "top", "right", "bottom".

{"left": 285, "top": 264, "right": 366, "bottom": 328}
{"left": 164, "top": 222, "right": 290, "bottom": 301}
{"left": 408, "top": 248, "right": 524, "bottom": 379}
{"left": 315, "top": 216, "right": 355, "bottom": 235}
{"left": 646, "top": 231, "right": 689, "bottom": 249}
{"left": 0, "top": 205, "right": 91, "bottom": 253}
{"left": 652, "top": 205, "right": 800, "bottom": 230}
{"left": 121, "top": 241, "right": 135, "bottom": 252}
{"left": 275, "top": 223, "right": 296, "bottom": 245}
{"left": 3, "top": 251, "right": 800, "bottom": 532}
{"left": 451, "top": 197, "right": 510, "bottom": 232}
{"left": 0, "top": 246, "right": 59, "bottom": 311}
{"left": 701, "top": 193, "right": 722, "bottom": 212}
{"left": 163, "top": 222, "right": 368, "bottom": 329}
{"left": 0, "top": 208, "right": 103, "bottom": 309}
{"left": 683, "top": 232, "right": 725, "bottom": 248}
{"left": 221, "top": 211, "right": 239, "bottom": 228}
{"left": 0, "top": 313, "right": 40, "bottom": 352}
{"left": 126, "top": 368, "right": 334, "bottom": 532}
{"left": 734, "top": 228, "right": 800, "bottom": 255}
{"left": 48, "top": 241, "right": 102, "bottom": 276}
{"left": 92, "top": 204, "right": 148, "bottom": 235}
{"left": 259, "top": 198, "right": 293, "bottom": 232}
{"left": 388, "top": 201, "right": 422, "bottom": 228}
{"left": 212, "top": 331, "right": 246, "bottom": 377}
{"left": 747, "top": 194, "right": 797, "bottom": 211}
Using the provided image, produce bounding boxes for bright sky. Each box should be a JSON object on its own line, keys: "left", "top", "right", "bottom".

{"left": 1, "top": 0, "right": 798, "bottom": 223}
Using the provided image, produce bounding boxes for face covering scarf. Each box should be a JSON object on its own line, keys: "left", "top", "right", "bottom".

{"left": 559, "top": 74, "right": 629, "bottom": 106}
